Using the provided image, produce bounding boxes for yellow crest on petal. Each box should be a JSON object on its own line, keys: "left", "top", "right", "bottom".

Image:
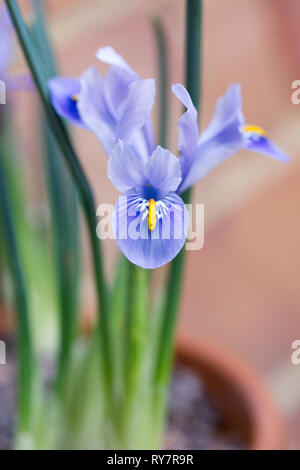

{"left": 148, "top": 199, "right": 156, "bottom": 231}
{"left": 243, "top": 124, "right": 267, "bottom": 137}
{"left": 71, "top": 94, "right": 79, "bottom": 102}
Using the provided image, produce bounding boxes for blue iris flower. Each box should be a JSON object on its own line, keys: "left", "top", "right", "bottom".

{"left": 48, "top": 46, "right": 155, "bottom": 159}
{"left": 109, "top": 141, "right": 189, "bottom": 269}
{"left": 108, "top": 83, "right": 289, "bottom": 269}
{"left": 172, "top": 83, "right": 289, "bottom": 194}
{"left": 48, "top": 47, "right": 289, "bottom": 269}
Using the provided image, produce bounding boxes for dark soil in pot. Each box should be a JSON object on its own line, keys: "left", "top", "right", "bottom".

{"left": 0, "top": 337, "right": 245, "bottom": 450}
{"left": 166, "top": 366, "right": 245, "bottom": 449}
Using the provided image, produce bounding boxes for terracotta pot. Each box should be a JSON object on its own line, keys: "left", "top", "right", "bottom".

{"left": 176, "top": 334, "right": 285, "bottom": 450}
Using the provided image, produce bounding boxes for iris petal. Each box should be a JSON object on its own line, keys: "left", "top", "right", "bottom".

{"left": 96, "top": 46, "right": 136, "bottom": 74}
{"left": 103, "top": 66, "right": 138, "bottom": 120}
{"left": 171, "top": 84, "right": 199, "bottom": 179}
{"left": 177, "top": 85, "right": 247, "bottom": 193}
{"left": 146, "top": 146, "right": 182, "bottom": 196}
{"left": 116, "top": 79, "right": 156, "bottom": 148}
{"left": 48, "top": 77, "right": 84, "bottom": 127}
{"left": 97, "top": 47, "right": 139, "bottom": 120}
{"left": 108, "top": 141, "right": 146, "bottom": 192}
{"left": 178, "top": 120, "right": 246, "bottom": 194}
{"left": 49, "top": 47, "right": 156, "bottom": 159}
{"left": 246, "top": 134, "right": 290, "bottom": 162}
{"left": 113, "top": 191, "right": 189, "bottom": 269}
{"left": 77, "top": 66, "right": 116, "bottom": 154}
{"left": 96, "top": 47, "right": 156, "bottom": 157}
{"left": 199, "top": 84, "right": 245, "bottom": 144}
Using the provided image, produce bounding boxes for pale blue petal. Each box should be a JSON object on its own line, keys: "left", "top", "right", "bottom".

{"left": 103, "top": 65, "right": 138, "bottom": 119}
{"left": 96, "top": 46, "right": 136, "bottom": 74}
{"left": 114, "top": 192, "right": 189, "bottom": 269}
{"left": 116, "top": 79, "right": 156, "bottom": 146}
{"left": 145, "top": 146, "right": 182, "bottom": 196}
{"left": 143, "top": 118, "right": 156, "bottom": 155}
{"left": 178, "top": 84, "right": 246, "bottom": 193}
{"left": 199, "top": 84, "right": 245, "bottom": 144}
{"left": 77, "top": 66, "right": 116, "bottom": 154}
{"left": 97, "top": 46, "right": 138, "bottom": 119}
{"left": 97, "top": 47, "right": 155, "bottom": 157}
{"left": 172, "top": 84, "right": 199, "bottom": 178}
{"left": 48, "top": 77, "right": 84, "bottom": 127}
{"left": 97, "top": 47, "right": 138, "bottom": 119}
{"left": 108, "top": 141, "right": 146, "bottom": 192}
{"left": 126, "top": 119, "right": 156, "bottom": 164}
{"left": 245, "top": 134, "right": 290, "bottom": 162}
{"left": 178, "top": 119, "right": 246, "bottom": 193}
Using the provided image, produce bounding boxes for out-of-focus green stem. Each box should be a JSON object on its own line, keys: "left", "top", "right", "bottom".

{"left": 0, "top": 151, "right": 34, "bottom": 433}
{"left": 152, "top": 0, "right": 202, "bottom": 438}
{"left": 151, "top": 16, "right": 169, "bottom": 148}
{"left": 31, "top": 0, "right": 80, "bottom": 397}
{"left": 124, "top": 265, "right": 148, "bottom": 394}
{"left": 121, "top": 264, "right": 149, "bottom": 448}
{"left": 5, "top": 0, "right": 112, "bottom": 399}
{"left": 110, "top": 256, "right": 129, "bottom": 380}
{"left": 31, "top": 0, "right": 57, "bottom": 74}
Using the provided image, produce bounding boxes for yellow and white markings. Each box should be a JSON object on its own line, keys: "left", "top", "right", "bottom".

{"left": 148, "top": 198, "right": 157, "bottom": 231}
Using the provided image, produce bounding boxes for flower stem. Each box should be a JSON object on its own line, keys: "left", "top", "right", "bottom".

{"left": 151, "top": 16, "right": 169, "bottom": 148}
{"left": 5, "top": 0, "right": 113, "bottom": 399}
{"left": 31, "top": 0, "right": 80, "bottom": 398}
{"left": 121, "top": 264, "right": 149, "bottom": 447}
{"left": 152, "top": 0, "right": 202, "bottom": 441}
{"left": 0, "top": 151, "right": 34, "bottom": 433}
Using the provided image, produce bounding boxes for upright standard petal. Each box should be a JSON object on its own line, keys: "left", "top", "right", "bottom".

{"left": 145, "top": 146, "right": 182, "bottom": 196}
{"left": 113, "top": 191, "right": 189, "bottom": 269}
{"left": 199, "top": 85, "right": 245, "bottom": 144}
{"left": 177, "top": 84, "right": 247, "bottom": 193}
{"left": 103, "top": 66, "right": 138, "bottom": 120}
{"left": 116, "top": 79, "right": 156, "bottom": 145}
{"left": 172, "top": 84, "right": 199, "bottom": 179}
{"left": 96, "top": 46, "right": 136, "bottom": 74}
{"left": 97, "top": 47, "right": 139, "bottom": 120}
{"left": 48, "top": 77, "right": 84, "bottom": 127}
{"left": 77, "top": 66, "right": 116, "bottom": 154}
{"left": 108, "top": 141, "right": 146, "bottom": 192}
{"left": 97, "top": 46, "right": 156, "bottom": 157}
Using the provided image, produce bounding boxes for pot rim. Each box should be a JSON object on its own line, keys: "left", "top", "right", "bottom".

{"left": 176, "top": 333, "right": 285, "bottom": 450}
